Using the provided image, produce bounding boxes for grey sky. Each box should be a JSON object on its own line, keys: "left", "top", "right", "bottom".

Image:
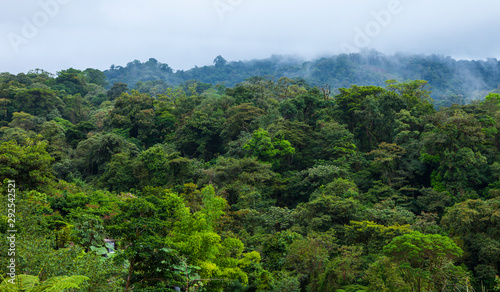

{"left": 1, "top": 0, "right": 500, "bottom": 74}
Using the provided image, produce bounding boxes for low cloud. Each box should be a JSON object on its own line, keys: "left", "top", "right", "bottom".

{"left": 2, "top": 0, "right": 500, "bottom": 74}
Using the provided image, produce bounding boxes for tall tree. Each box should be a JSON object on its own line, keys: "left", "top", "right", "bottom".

{"left": 384, "top": 231, "right": 469, "bottom": 292}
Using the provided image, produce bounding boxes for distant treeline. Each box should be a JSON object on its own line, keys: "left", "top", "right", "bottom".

{"left": 104, "top": 51, "right": 500, "bottom": 106}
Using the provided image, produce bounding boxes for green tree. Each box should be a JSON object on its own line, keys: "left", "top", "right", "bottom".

{"left": 75, "top": 132, "right": 139, "bottom": 177}
{"left": 197, "top": 157, "right": 278, "bottom": 210}
{"left": 441, "top": 198, "right": 500, "bottom": 290}
{"left": 334, "top": 85, "right": 385, "bottom": 133}
{"left": 174, "top": 109, "right": 225, "bottom": 160}
{"left": 63, "top": 93, "right": 87, "bottom": 124}
{"left": 421, "top": 109, "right": 488, "bottom": 197}
{"left": 108, "top": 191, "right": 183, "bottom": 291}
{"left": 284, "top": 233, "right": 337, "bottom": 291}
{"left": 383, "top": 231, "right": 469, "bottom": 292}
{"left": 52, "top": 117, "right": 86, "bottom": 148}
{"left": 98, "top": 152, "right": 137, "bottom": 192}
{"left": 55, "top": 68, "right": 88, "bottom": 96}
{"left": 310, "top": 120, "right": 357, "bottom": 162}
{"left": 261, "top": 230, "right": 302, "bottom": 271}
{"left": 9, "top": 112, "right": 37, "bottom": 131}
{"left": 0, "top": 187, "right": 123, "bottom": 291}
{"left": 83, "top": 68, "right": 108, "bottom": 87}
{"left": 135, "top": 144, "right": 193, "bottom": 188}
{"left": 106, "top": 90, "right": 156, "bottom": 145}
{"left": 367, "top": 142, "right": 406, "bottom": 187}
{"left": 39, "top": 120, "right": 67, "bottom": 162}
{"left": 295, "top": 194, "right": 360, "bottom": 233}
{"left": 243, "top": 128, "right": 295, "bottom": 169}
{"left": 13, "top": 88, "right": 64, "bottom": 119}
{"left": 0, "top": 139, "right": 54, "bottom": 191}
{"left": 109, "top": 186, "right": 259, "bottom": 291}
{"left": 345, "top": 220, "right": 411, "bottom": 254}
{"left": 363, "top": 256, "right": 410, "bottom": 292}
{"left": 284, "top": 163, "right": 348, "bottom": 207}
{"left": 221, "top": 103, "right": 265, "bottom": 141}
{"left": 385, "top": 79, "right": 434, "bottom": 115}
{"left": 106, "top": 82, "right": 128, "bottom": 100}
{"left": 315, "top": 245, "right": 364, "bottom": 291}
{"left": 278, "top": 89, "right": 329, "bottom": 125}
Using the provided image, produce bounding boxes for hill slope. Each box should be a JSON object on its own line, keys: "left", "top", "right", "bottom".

{"left": 104, "top": 51, "right": 500, "bottom": 103}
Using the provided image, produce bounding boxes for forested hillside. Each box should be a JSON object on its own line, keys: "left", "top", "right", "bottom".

{"left": 1, "top": 67, "right": 500, "bottom": 291}
{"left": 105, "top": 51, "right": 500, "bottom": 107}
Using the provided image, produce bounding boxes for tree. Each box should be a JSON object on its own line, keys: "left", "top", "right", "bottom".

{"left": 221, "top": 103, "right": 265, "bottom": 141}
{"left": 420, "top": 109, "right": 488, "bottom": 197}
{"left": 63, "top": 93, "right": 87, "bottom": 124}
{"left": 310, "top": 120, "right": 357, "bottom": 163}
{"left": 0, "top": 139, "right": 54, "bottom": 191}
{"left": 13, "top": 88, "right": 64, "bottom": 119}
{"left": 108, "top": 186, "right": 259, "bottom": 291}
{"left": 315, "top": 245, "right": 364, "bottom": 291}
{"left": 39, "top": 120, "right": 67, "bottom": 162}
{"left": 334, "top": 85, "right": 385, "bottom": 133}
{"left": 261, "top": 230, "right": 302, "bottom": 271}
{"left": 441, "top": 198, "right": 500, "bottom": 290}
{"left": 9, "top": 112, "right": 37, "bottom": 131}
{"left": 385, "top": 79, "right": 433, "bottom": 115}
{"left": 98, "top": 152, "right": 137, "bottom": 192}
{"left": 75, "top": 132, "right": 139, "bottom": 177}
{"left": 278, "top": 90, "right": 329, "bottom": 126}
{"left": 106, "top": 90, "right": 156, "bottom": 145}
{"left": 367, "top": 142, "right": 406, "bottom": 187}
{"left": 107, "top": 82, "right": 128, "bottom": 100}
{"left": 55, "top": 68, "right": 88, "bottom": 96}
{"left": 284, "top": 233, "right": 336, "bottom": 290}
{"left": 165, "top": 186, "right": 261, "bottom": 290}
{"left": 214, "top": 55, "right": 228, "bottom": 68}
{"left": 107, "top": 191, "right": 184, "bottom": 291}
{"left": 83, "top": 68, "right": 108, "bottom": 87}
{"left": 364, "top": 199, "right": 416, "bottom": 226}
{"left": 243, "top": 128, "right": 295, "bottom": 169}
{"left": 135, "top": 144, "right": 193, "bottom": 188}
{"left": 364, "top": 256, "right": 410, "bottom": 292}
{"left": 295, "top": 194, "right": 360, "bottom": 233}
{"left": 197, "top": 156, "right": 278, "bottom": 209}
{"left": 345, "top": 220, "right": 411, "bottom": 254}
{"left": 334, "top": 85, "right": 406, "bottom": 151}
{"left": 51, "top": 117, "right": 86, "bottom": 148}
{"left": 0, "top": 186, "right": 123, "bottom": 291}
{"left": 174, "top": 109, "right": 225, "bottom": 160}
{"left": 383, "top": 231, "right": 469, "bottom": 292}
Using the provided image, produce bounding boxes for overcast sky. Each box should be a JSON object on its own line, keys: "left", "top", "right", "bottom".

{"left": 1, "top": 0, "right": 500, "bottom": 74}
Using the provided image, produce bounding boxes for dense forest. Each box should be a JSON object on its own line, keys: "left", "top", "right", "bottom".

{"left": 1, "top": 57, "right": 500, "bottom": 292}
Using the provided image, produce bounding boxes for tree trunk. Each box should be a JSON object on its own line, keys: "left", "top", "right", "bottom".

{"left": 125, "top": 259, "right": 135, "bottom": 292}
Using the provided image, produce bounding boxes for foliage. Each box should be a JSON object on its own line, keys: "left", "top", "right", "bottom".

{"left": 3, "top": 62, "right": 500, "bottom": 291}
{"left": 0, "top": 139, "right": 54, "bottom": 191}
{"left": 383, "top": 231, "right": 469, "bottom": 292}
{"left": 345, "top": 220, "right": 411, "bottom": 254}
{"left": 0, "top": 274, "right": 89, "bottom": 292}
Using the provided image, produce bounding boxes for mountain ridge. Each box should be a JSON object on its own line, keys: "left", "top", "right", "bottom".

{"left": 103, "top": 51, "right": 500, "bottom": 104}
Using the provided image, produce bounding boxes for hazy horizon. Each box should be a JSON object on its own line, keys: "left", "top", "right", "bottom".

{"left": 2, "top": 0, "right": 500, "bottom": 74}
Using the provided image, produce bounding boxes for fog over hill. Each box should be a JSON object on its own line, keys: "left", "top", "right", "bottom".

{"left": 104, "top": 50, "right": 500, "bottom": 106}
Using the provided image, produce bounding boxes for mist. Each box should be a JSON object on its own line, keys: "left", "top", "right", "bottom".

{"left": 2, "top": 0, "right": 500, "bottom": 74}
